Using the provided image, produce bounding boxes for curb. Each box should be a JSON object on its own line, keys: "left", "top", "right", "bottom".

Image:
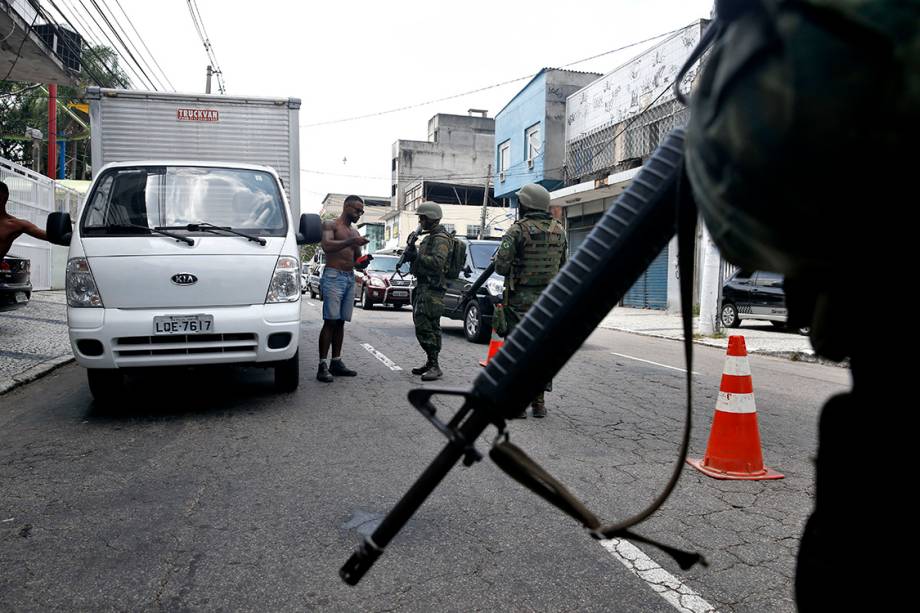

{"left": 599, "top": 325, "right": 847, "bottom": 368}
{"left": 0, "top": 355, "right": 75, "bottom": 396}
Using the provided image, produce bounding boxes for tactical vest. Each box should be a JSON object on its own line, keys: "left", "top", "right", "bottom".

{"left": 413, "top": 226, "right": 451, "bottom": 289}
{"left": 512, "top": 217, "right": 565, "bottom": 287}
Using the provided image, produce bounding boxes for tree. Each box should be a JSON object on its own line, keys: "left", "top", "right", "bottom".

{"left": 0, "top": 43, "right": 130, "bottom": 176}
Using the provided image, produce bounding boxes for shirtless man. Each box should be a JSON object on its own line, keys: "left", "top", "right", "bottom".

{"left": 0, "top": 181, "right": 48, "bottom": 260}
{"left": 316, "top": 195, "right": 370, "bottom": 382}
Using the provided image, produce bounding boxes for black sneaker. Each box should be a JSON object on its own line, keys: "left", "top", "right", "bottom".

{"left": 532, "top": 402, "right": 546, "bottom": 418}
{"left": 329, "top": 360, "right": 357, "bottom": 377}
{"left": 316, "top": 362, "right": 333, "bottom": 383}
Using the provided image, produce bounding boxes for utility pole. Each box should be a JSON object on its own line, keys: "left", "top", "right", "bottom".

{"left": 205, "top": 65, "right": 212, "bottom": 94}
{"left": 26, "top": 128, "right": 43, "bottom": 173}
{"left": 47, "top": 84, "right": 57, "bottom": 179}
{"left": 478, "top": 163, "right": 491, "bottom": 239}
{"left": 697, "top": 223, "right": 722, "bottom": 336}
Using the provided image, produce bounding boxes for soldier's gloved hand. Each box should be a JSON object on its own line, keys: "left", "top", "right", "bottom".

{"left": 407, "top": 231, "right": 419, "bottom": 244}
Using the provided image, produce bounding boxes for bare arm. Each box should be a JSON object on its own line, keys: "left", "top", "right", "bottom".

{"left": 21, "top": 220, "right": 48, "bottom": 242}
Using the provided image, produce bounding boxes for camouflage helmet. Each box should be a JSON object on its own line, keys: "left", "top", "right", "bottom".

{"left": 516, "top": 183, "right": 551, "bottom": 211}
{"left": 415, "top": 201, "right": 443, "bottom": 220}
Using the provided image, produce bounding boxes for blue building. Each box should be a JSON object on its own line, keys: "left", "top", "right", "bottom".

{"left": 493, "top": 68, "right": 601, "bottom": 209}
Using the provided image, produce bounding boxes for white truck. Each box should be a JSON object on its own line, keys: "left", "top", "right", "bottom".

{"left": 46, "top": 89, "right": 321, "bottom": 404}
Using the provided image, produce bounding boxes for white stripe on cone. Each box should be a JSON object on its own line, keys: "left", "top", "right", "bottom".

{"left": 721, "top": 356, "right": 752, "bottom": 376}
{"left": 715, "top": 391, "right": 757, "bottom": 414}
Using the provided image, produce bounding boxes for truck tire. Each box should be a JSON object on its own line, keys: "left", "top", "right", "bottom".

{"left": 87, "top": 369, "right": 124, "bottom": 408}
{"left": 274, "top": 351, "right": 300, "bottom": 393}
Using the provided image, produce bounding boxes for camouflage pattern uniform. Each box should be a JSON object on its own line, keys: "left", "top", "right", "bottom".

{"left": 409, "top": 225, "right": 452, "bottom": 362}
{"left": 683, "top": 2, "right": 919, "bottom": 609}
{"left": 493, "top": 210, "right": 566, "bottom": 414}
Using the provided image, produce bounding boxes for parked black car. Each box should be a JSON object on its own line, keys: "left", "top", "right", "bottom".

{"left": 443, "top": 239, "right": 505, "bottom": 343}
{"left": 0, "top": 255, "right": 32, "bottom": 311}
{"left": 721, "top": 270, "right": 806, "bottom": 333}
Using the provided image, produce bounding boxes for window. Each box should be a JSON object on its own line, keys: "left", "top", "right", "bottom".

{"left": 392, "top": 158, "right": 397, "bottom": 172}
{"left": 755, "top": 271, "right": 783, "bottom": 288}
{"left": 466, "top": 224, "right": 481, "bottom": 238}
{"left": 442, "top": 223, "right": 455, "bottom": 234}
{"left": 499, "top": 141, "right": 510, "bottom": 181}
{"left": 526, "top": 123, "right": 540, "bottom": 167}
{"left": 391, "top": 184, "right": 396, "bottom": 197}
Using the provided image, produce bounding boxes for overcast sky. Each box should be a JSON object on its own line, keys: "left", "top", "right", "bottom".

{"left": 101, "top": 0, "right": 713, "bottom": 213}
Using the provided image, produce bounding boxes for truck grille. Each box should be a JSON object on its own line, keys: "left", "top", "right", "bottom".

{"left": 113, "top": 333, "right": 258, "bottom": 358}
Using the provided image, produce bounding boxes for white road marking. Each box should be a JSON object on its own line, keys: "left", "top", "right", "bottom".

{"left": 361, "top": 343, "right": 402, "bottom": 371}
{"left": 306, "top": 301, "right": 317, "bottom": 307}
{"left": 600, "top": 539, "right": 716, "bottom": 613}
{"left": 611, "top": 352, "right": 700, "bottom": 376}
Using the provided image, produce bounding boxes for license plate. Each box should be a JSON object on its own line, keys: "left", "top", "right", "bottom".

{"left": 14, "top": 292, "right": 27, "bottom": 303}
{"left": 153, "top": 314, "right": 214, "bottom": 335}
{"left": 392, "top": 290, "right": 408, "bottom": 298}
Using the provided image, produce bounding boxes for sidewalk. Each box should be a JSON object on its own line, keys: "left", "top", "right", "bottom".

{"left": 0, "top": 296, "right": 825, "bottom": 396}
{"left": 600, "top": 306, "right": 816, "bottom": 360}
{"left": 0, "top": 291, "right": 72, "bottom": 395}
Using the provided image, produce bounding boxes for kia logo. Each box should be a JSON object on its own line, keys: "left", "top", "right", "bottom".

{"left": 171, "top": 273, "right": 198, "bottom": 286}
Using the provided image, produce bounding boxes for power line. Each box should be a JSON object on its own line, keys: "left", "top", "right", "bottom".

{"left": 47, "top": 0, "right": 131, "bottom": 87}
{"left": 34, "top": 0, "right": 116, "bottom": 87}
{"left": 72, "top": 0, "right": 154, "bottom": 89}
{"left": 186, "top": 0, "right": 225, "bottom": 94}
{"left": 0, "top": 11, "right": 41, "bottom": 83}
{"left": 111, "top": 0, "right": 176, "bottom": 91}
{"left": 300, "top": 28, "right": 681, "bottom": 129}
{"left": 95, "top": 0, "right": 169, "bottom": 91}
{"left": 82, "top": 0, "right": 159, "bottom": 90}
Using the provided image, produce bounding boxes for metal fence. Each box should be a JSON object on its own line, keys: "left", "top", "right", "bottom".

{"left": 2, "top": 156, "right": 83, "bottom": 290}
{"left": 565, "top": 99, "right": 691, "bottom": 183}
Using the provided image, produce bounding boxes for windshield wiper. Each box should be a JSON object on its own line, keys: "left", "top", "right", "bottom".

{"left": 178, "top": 222, "right": 267, "bottom": 246}
{"left": 91, "top": 223, "right": 194, "bottom": 245}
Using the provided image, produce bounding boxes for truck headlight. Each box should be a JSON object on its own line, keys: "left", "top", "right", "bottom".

{"left": 369, "top": 277, "right": 386, "bottom": 288}
{"left": 266, "top": 256, "right": 300, "bottom": 303}
{"left": 485, "top": 278, "right": 505, "bottom": 297}
{"left": 66, "top": 258, "right": 103, "bottom": 307}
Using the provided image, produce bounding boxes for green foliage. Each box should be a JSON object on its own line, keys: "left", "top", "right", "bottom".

{"left": 0, "top": 44, "right": 129, "bottom": 176}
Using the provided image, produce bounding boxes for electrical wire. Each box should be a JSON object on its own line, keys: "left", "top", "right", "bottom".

{"left": 74, "top": 0, "right": 156, "bottom": 89}
{"left": 94, "top": 0, "right": 168, "bottom": 91}
{"left": 186, "top": 0, "right": 225, "bottom": 94}
{"left": 301, "top": 28, "right": 682, "bottom": 129}
{"left": 111, "top": 0, "right": 176, "bottom": 91}
{"left": 44, "top": 0, "right": 129, "bottom": 87}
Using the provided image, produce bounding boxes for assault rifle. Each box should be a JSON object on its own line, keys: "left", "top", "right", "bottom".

{"left": 342, "top": 129, "right": 703, "bottom": 585}
{"left": 390, "top": 224, "right": 422, "bottom": 282}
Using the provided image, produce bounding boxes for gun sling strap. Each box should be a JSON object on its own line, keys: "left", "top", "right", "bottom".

{"left": 489, "top": 165, "right": 706, "bottom": 571}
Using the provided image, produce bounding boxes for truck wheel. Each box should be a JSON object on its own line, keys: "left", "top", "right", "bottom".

{"left": 274, "top": 350, "right": 300, "bottom": 393}
{"left": 87, "top": 369, "right": 124, "bottom": 408}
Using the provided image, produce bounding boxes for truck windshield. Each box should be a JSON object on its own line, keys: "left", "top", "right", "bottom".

{"left": 81, "top": 166, "right": 287, "bottom": 236}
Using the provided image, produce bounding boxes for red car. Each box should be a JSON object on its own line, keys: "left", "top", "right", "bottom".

{"left": 355, "top": 254, "right": 415, "bottom": 310}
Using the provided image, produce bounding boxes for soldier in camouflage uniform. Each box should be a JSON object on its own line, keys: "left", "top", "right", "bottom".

{"left": 403, "top": 202, "right": 452, "bottom": 381}
{"left": 493, "top": 184, "right": 567, "bottom": 418}
{"left": 683, "top": 1, "right": 918, "bottom": 609}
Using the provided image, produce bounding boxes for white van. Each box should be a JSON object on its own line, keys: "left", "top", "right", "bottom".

{"left": 46, "top": 161, "right": 322, "bottom": 404}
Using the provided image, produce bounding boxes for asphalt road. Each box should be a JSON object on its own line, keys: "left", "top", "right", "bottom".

{"left": 0, "top": 300, "right": 849, "bottom": 612}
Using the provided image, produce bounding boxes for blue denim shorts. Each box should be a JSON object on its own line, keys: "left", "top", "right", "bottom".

{"left": 320, "top": 267, "right": 355, "bottom": 321}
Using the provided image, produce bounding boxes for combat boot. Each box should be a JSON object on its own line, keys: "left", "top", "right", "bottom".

{"left": 421, "top": 361, "right": 443, "bottom": 381}
{"left": 411, "top": 359, "right": 433, "bottom": 375}
{"left": 531, "top": 401, "right": 546, "bottom": 418}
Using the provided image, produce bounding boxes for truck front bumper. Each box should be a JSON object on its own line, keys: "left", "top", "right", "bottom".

{"left": 68, "top": 302, "right": 300, "bottom": 369}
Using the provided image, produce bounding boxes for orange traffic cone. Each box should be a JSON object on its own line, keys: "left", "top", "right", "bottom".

{"left": 479, "top": 327, "right": 504, "bottom": 367}
{"left": 687, "top": 335, "right": 784, "bottom": 480}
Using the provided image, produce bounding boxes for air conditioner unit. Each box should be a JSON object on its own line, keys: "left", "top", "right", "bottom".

{"left": 527, "top": 159, "right": 534, "bottom": 169}
{"left": 33, "top": 24, "right": 82, "bottom": 73}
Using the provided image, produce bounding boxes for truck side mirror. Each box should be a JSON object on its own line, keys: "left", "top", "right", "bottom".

{"left": 297, "top": 213, "right": 323, "bottom": 245}
{"left": 46, "top": 212, "right": 72, "bottom": 246}
{"left": 463, "top": 264, "right": 473, "bottom": 276}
